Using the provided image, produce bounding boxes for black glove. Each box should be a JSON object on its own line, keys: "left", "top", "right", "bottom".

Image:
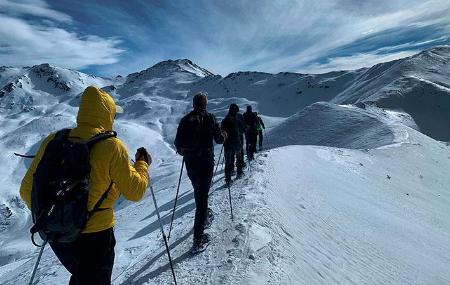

{"left": 135, "top": 147, "right": 151, "bottom": 165}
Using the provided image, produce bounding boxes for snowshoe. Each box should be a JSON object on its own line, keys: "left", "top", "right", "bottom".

{"left": 236, "top": 172, "right": 244, "bottom": 180}
{"left": 204, "top": 208, "right": 215, "bottom": 229}
{"left": 191, "top": 233, "right": 210, "bottom": 254}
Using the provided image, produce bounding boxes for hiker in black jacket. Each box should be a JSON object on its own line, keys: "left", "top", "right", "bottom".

{"left": 243, "top": 105, "right": 258, "bottom": 160}
{"left": 221, "top": 104, "right": 245, "bottom": 185}
{"left": 174, "top": 92, "right": 226, "bottom": 252}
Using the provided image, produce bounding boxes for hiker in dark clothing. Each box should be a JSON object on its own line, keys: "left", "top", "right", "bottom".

{"left": 221, "top": 104, "right": 245, "bottom": 185}
{"left": 236, "top": 107, "right": 246, "bottom": 167}
{"left": 256, "top": 113, "right": 266, "bottom": 151}
{"left": 243, "top": 105, "right": 258, "bottom": 160}
{"left": 174, "top": 92, "right": 226, "bottom": 252}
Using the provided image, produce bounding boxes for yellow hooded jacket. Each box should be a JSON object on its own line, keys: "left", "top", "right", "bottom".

{"left": 19, "top": 86, "right": 149, "bottom": 233}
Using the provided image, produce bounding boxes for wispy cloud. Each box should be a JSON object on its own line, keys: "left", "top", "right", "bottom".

{"left": 0, "top": 0, "right": 123, "bottom": 69}
{"left": 302, "top": 50, "right": 420, "bottom": 74}
{"left": 0, "top": 0, "right": 72, "bottom": 22}
{"left": 1, "top": 0, "right": 450, "bottom": 76}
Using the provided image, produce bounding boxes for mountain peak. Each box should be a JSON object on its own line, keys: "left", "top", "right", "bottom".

{"left": 412, "top": 45, "right": 450, "bottom": 62}
{"left": 150, "top": 58, "right": 214, "bottom": 77}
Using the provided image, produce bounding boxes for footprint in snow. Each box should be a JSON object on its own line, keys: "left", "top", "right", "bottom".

{"left": 235, "top": 223, "right": 246, "bottom": 234}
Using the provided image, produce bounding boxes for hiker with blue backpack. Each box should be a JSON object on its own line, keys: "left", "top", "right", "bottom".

{"left": 19, "top": 86, "right": 151, "bottom": 285}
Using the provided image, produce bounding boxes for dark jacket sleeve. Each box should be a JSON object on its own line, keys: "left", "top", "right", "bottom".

{"left": 174, "top": 117, "right": 186, "bottom": 150}
{"left": 211, "top": 114, "right": 225, "bottom": 144}
{"left": 238, "top": 117, "right": 246, "bottom": 133}
{"left": 259, "top": 117, "right": 265, "bottom": 129}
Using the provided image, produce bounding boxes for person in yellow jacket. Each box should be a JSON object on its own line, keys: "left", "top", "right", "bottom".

{"left": 19, "top": 86, "right": 151, "bottom": 285}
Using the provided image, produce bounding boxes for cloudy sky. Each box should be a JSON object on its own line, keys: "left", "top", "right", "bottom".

{"left": 0, "top": 0, "right": 449, "bottom": 76}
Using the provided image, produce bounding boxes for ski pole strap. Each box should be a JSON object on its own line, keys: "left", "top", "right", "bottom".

{"left": 88, "top": 181, "right": 114, "bottom": 218}
{"left": 14, "top": 153, "right": 36, "bottom": 158}
{"left": 31, "top": 232, "right": 46, "bottom": 247}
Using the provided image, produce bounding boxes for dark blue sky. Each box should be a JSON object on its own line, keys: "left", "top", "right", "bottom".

{"left": 0, "top": 0, "right": 449, "bottom": 77}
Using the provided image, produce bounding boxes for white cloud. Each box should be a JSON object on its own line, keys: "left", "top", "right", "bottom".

{"left": 0, "top": 0, "right": 123, "bottom": 69}
{"left": 300, "top": 50, "right": 420, "bottom": 74}
{"left": 0, "top": 0, "right": 72, "bottom": 22}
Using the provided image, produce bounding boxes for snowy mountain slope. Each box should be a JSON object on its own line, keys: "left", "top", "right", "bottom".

{"left": 117, "top": 59, "right": 212, "bottom": 100}
{"left": 0, "top": 64, "right": 112, "bottom": 113}
{"left": 0, "top": 67, "right": 26, "bottom": 91}
{"left": 186, "top": 46, "right": 450, "bottom": 140}
{"left": 0, "top": 46, "right": 449, "bottom": 284}
{"left": 190, "top": 70, "right": 361, "bottom": 117}
{"left": 265, "top": 102, "right": 415, "bottom": 149}
{"left": 331, "top": 46, "right": 450, "bottom": 141}
{"left": 238, "top": 131, "right": 450, "bottom": 284}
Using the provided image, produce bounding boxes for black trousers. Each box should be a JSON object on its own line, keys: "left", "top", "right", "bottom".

{"left": 50, "top": 228, "right": 116, "bottom": 285}
{"left": 258, "top": 130, "right": 263, "bottom": 147}
{"left": 246, "top": 131, "right": 258, "bottom": 159}
{"left": 224, "top": 147, "right": 243, "bottom": 182}
{"left": 185, "top": 154, "right": 214, "bottom": 239}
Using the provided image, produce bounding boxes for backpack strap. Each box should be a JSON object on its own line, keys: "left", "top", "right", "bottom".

{"left": 85, "top": 131, "right": 117, "bottom": 148}
{"left": 84, "top": 131, "right": 117, "bottom": 218}
{"left": 55, "top": 128, "right": 72, "bottom": 140}
{"left": 88, "top": 181, "right": 114, "bottom": 218}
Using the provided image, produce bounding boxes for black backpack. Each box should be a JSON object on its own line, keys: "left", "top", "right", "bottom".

{"left": 243, "top": 111, "right": 258, "bottom": 132}
{"left": 221, "top": 115, "right": 241, "bottom": 149}
{"left": 176, "top": 111, "right": 215, "bottom": 154}
{"left": 30, "top": 129, "right": 116, "bottom": 246}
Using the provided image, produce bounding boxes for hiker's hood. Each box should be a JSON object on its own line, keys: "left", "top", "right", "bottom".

{"left": 76, "top": 86, "right": 117, "bottom": 131}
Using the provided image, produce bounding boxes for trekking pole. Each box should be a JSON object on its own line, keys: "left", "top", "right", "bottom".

{"left": 149, "top": 183, "right": 178, "bottom": 285}
{"left": 213, "top": 145, "right": 224, "bottom": 179}
{"left": 168, "top": 158, "right": 184, "bottom": 240}
{"left": 29, "top": 240, "right": 48, "bottom": 285}
{"left": 227, "top": 184, "right": 234, "bottom": 221}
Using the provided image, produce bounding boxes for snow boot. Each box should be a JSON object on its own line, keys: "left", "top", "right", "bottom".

{"left": 191, "top": 233, "right": 211, "bottom": 254}
{"left": 204, "top": 208, "right": 215, "bottom": 229}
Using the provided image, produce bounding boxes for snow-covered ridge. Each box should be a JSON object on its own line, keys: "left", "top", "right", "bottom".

{"left": 0, "top": 45, "right": 449, "bottom": 284}
{"left": 266, "top": 102, "right": 400, "bottom": 150}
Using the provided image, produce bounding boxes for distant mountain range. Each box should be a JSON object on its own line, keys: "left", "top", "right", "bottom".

{"left": 1, "top": 46, "right": 449, "bottom": 141}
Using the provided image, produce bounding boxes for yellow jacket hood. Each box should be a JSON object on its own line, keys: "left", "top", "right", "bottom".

{"left": 77, "top": 86, "right": 117, "bottom": 131}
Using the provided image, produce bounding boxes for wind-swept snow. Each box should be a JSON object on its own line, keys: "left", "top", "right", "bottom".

{"left": 266, "top": 102, "right": 398, "bottom": 149}
{"left": 238, "top": 130, "right": 450, "bottom": 284}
